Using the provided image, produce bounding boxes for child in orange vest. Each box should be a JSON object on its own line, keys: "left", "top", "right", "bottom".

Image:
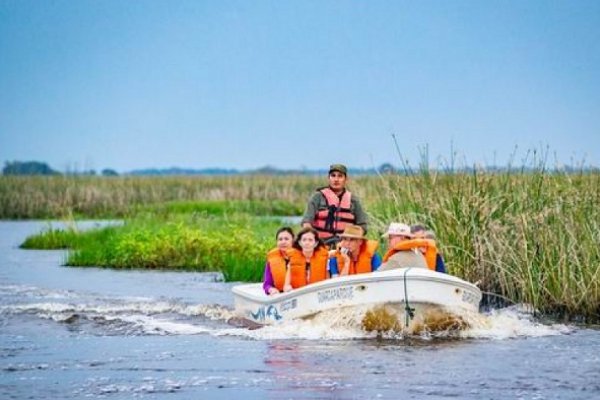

{"left": 289, "top": 227, "right": 330, "bottom": 286}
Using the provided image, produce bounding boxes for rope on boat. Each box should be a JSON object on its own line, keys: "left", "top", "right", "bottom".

{"left": 403, "top": 267, "right": 415, "bottom": 328}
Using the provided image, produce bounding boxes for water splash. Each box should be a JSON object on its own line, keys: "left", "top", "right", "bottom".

{"left": 221, "top": 303, "right": 573, "bottom": 341}
{"left": 0, "top": 284, "right": 573, "bottom": 340}
{"left": 0, "top": 284, "right": 235, "bottom": 336}
{"left": 461, "top": 305, "right": 573, "bottom": 339}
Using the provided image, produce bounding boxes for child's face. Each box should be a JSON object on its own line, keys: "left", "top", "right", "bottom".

{"left": 299, "top": 232, "right": 317, "bottom": 251}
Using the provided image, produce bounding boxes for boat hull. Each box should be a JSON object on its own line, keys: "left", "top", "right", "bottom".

{"left": 232, "top": 268, "right": 481, "bottom": 325}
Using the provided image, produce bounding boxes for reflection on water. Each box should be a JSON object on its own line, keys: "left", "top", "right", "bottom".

{"left": 0, "top": 221, "right": 599, "bottom": 399}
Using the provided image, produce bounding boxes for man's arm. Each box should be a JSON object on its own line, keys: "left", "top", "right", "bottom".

{"left": 300, "top": 192, "right": 320, "bottom": 227}
{"left": 351, "top": 195, "right": 368, "bottom": 234}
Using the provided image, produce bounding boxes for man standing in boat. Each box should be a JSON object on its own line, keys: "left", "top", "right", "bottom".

{"left": 301, "top": 164, "right": 368, "bottom": 246}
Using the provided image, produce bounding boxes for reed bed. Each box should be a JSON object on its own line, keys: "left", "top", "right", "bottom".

{"left": 7, "top": 171, "right": 600, "bottom": 321}
{"left": 0, "top": 175, "right": 320, "bottom": 219}
{"left": 371, "top": 169, "right": 600, "bottom": 322}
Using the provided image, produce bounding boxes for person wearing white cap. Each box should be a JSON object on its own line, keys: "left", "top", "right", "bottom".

{"left": 378, "top": 223, "right": 428, "bottom": 271}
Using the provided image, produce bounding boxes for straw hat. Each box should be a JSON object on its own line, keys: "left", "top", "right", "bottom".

{"left": 381, "top": 222, "right": 414, "bottom": 238}
{"left": 339, "top": 224, "right": 365, "bottom": 239}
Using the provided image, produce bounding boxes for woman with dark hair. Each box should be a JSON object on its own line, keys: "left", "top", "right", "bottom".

{"left": 263, "top": 227, "right": 295, "bottom": 295}
{"left": 290, "top": 227, "right": 330, "bottom": 286}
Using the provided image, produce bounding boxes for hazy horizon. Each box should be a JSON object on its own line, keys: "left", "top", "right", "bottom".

{"left": 1, "top": 1, "right": 599, "bottom": 171}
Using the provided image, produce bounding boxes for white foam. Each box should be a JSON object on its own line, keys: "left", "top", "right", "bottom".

{"left": 216, "top": 306, "right": 379, "bottom": 340}
{"left": 109, "top": 314, "right": 212, "bottom": 335}
{"left": 0, "top": 284, "right": 79, "bottom": 299}
{"left": 179, "top": 304, "right": 236, "bottom": 321}
{"left": 0, "top": 301, "right": 234, "bottom": 320}
{"left": 217, "top": 304, "right": 575, "bottom": 341}
{"left": 461, "top": 305, "right": 573, "bottom": 339}
{"left": 0, "top": 291, "right": 575, "bottom": 340}
{"left": 0, "top": 300, "right": 232, "bottom": 336}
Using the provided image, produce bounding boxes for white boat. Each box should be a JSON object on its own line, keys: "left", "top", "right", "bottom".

{"left": 232, "top": 268, "right": 482, "bottom": 327}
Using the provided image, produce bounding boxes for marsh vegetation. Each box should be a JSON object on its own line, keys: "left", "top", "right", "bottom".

{"left": 3, "top": 169, "right": 599, "bottom": 322}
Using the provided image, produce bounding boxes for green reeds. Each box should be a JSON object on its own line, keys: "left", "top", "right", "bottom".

{"left": 20, "top": 226, "right": 82, "bottom": 249}
{"left": 371, "top": 168, "right": 600, "bottom": 322}
{"left": 8, "top": 169, "right": 600, "bottom": 321}
{"left": 0, "top": 175, "right": 319, "bottom": 219}
{"left": 140, "top": 199, "right": 303, "bottom": 217}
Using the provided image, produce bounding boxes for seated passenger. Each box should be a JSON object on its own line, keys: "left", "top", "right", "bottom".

{"left": 289, "top": 227, "right": 330, "bottom": 287}
{"left": 329, "top": 224, "right": 381, "bottom": 276}
{"left": 379, "top": 223, "right": 429, "bottom": 271}
{"left": 411, "top": 224, "right": 447, "bottom": 273}
{"left": 263, "top": 227, "right": 295, "bottom": 295}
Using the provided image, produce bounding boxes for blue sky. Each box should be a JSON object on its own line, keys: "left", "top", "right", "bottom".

{"left": 1, "top": 0, "right": 599, "bottom": 172}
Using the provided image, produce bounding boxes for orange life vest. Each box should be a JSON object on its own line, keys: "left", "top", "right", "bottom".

{"left": 383, "top": 239, "right": 437, "bottom": 271}
{"left": 307, "top": 247, "right": 329, "bottom": 283}
{"left": 266, "top": 248, "right": 290, "bottom": 291}
{"left": 268, "top": 247, "right": 329, "bottom": 290}
{"left": 335, "top": 240, "right": 379, "bottom": 275}
{"left": 312, "top": 188, "right": 355, "bottom": 240}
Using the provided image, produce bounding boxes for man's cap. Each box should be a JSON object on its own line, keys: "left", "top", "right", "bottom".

{"left": 382, "top": 222, "right": 414, "bottom": 238}
{"left": 329, "top": 164, "right": 348, "bottom": 175}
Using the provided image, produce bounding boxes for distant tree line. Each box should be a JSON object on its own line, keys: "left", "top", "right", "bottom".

{"left": 3, "top": 160, "right": 596, "bottom": 177}
{"left": 2, "top": 161, "right": 119, "bottom": 176}
{"left": 3, "top": 161, "right": 59, "bottom": 175}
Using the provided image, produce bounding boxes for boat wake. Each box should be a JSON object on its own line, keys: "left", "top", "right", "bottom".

{"left": 0, "top": 284, "right": 236, "bottom": 336}
{"left": 0, "top": 284, "right": 573, "bottom": 340}
{"left": 219, "top": 304, "right": 573, "bottom": 341}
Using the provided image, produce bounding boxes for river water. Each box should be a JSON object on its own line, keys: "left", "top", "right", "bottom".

{"left": 1, "top": 221, "right": 598, "bottom": 399}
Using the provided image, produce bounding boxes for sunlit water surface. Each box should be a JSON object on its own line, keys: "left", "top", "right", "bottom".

{"left": 1, "top": 221, "right": 598, "bottom": 399}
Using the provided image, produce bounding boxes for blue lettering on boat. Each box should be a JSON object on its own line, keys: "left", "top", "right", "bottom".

{"left": 280, "top": 299, "right": 297, "bottom": 312}
{"left": 266, "top": 305, "right": 282, "bottom": 320}
{"left": 317, "top": 287, "right": 354, "bottom": 303}
{"left": 250, "top": 307, "right": 264, "bottom": 321}
{"left": 250, "top": 305, "right": 283, "bottom": 321}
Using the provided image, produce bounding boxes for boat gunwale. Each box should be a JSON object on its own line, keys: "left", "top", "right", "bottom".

{"left": 232, "top": 269, "right": 480, "bottom": 304}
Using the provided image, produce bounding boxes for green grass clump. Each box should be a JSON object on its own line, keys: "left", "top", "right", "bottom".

{"left": 20, "top": 227, "right": 82, "bottom": 249}
{"left": 21, "top": 213, "right": 280, "bottom": 282}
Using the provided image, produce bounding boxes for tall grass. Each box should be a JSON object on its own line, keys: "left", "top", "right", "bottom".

{"left": 0, "top": 175, "right": 321, "bottom": 219}
{"left": 141, "top": 199, "right": 303, "bottom": 217}
{"left": 371, "top": 168, "right": 600, "bottom": 322}
{"left": 8, "top": 170, "right": 600, "bottom": 321}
